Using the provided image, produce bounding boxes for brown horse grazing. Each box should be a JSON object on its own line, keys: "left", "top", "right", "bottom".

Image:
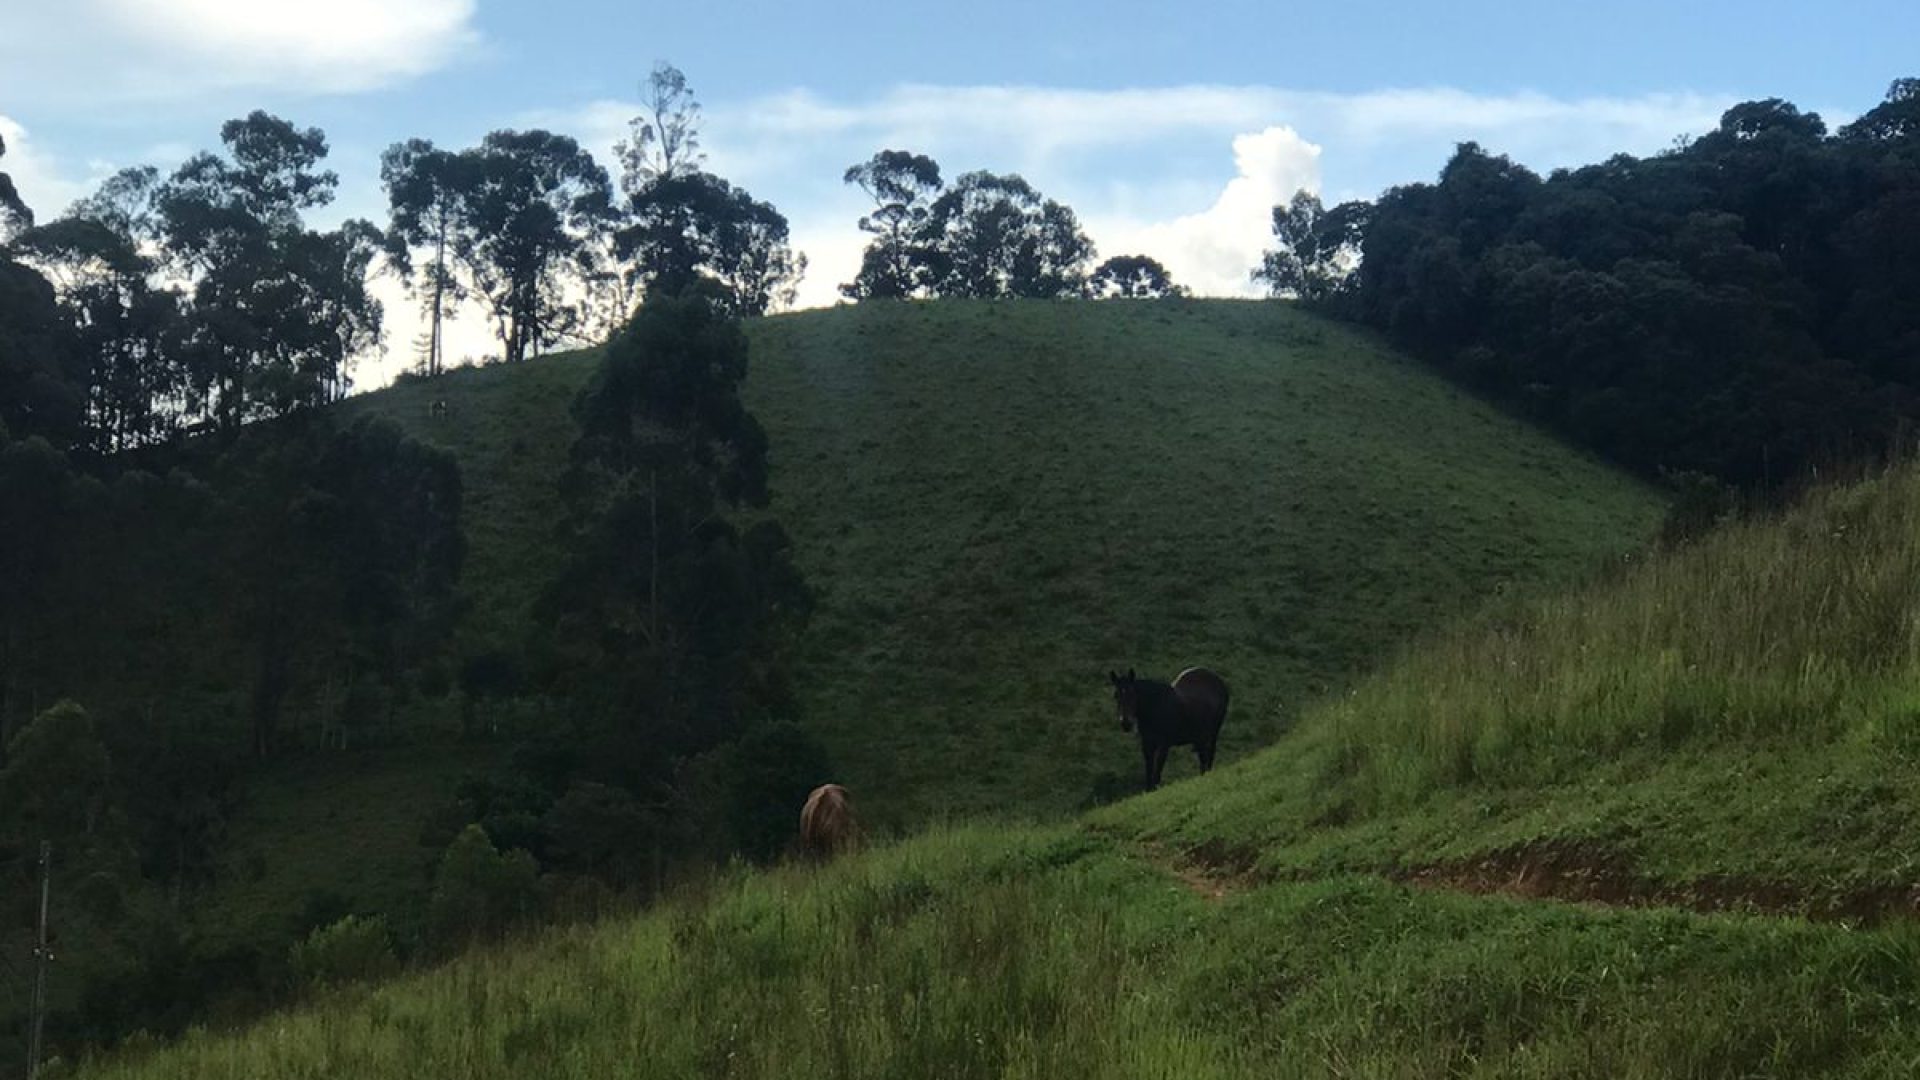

{"left": 799, "top": 783, "right": 861, "bottom": 860}
{"left": 1109, "top": 667, "right": 1230, "bottom": 789}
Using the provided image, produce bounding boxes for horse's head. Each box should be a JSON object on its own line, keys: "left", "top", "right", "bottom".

{"left": 1108, "top": 668, "right": 1139, "bottom": 732}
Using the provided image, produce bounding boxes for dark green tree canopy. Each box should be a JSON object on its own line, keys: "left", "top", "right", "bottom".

{"left": 15, "top": 216, "right": 185, "bottom": 452}
{"left": 68, "top": 166, "right": 162, "bottom": 244}
{"left": 0, "top": 258, "right": 81, "bottom": 447}
{"left": 221, "top": 414, "right": 464, "bottom": 756}
{"left": 618, "top": 171, "right": 804, "bottom": 316}
{"left": 612, "top": 65, "right": 805, "bottom": 316}
{"left": 546, "top": 293, "right": 807, "bottom": 789}
{"left": 215, "top": 111, "right": 337, "bottom": 225}
{"left": 1089, "top": 254, "right": 1185, "bottom": 299}
{"left": 841, "top": 150, "right": 944, "bottom": 300}
{"left": 155, "top": 112, "right": 380, "bottom": 428}
{"left": 916, "top": 171, "right": 1095, "bottom": 299}
{"left": 1714, "top": 98, "right": 1828, "bottom": 142}
{"left": 1839, "top": 78, "right": 1920, "bottom": 142}
{"left": 570, "top": 289, "right": 770, "bottom": 508}
{"left": 380, "top": 139, "right": 472, "bottom": 375}
{"left": 1331, "top": 79, "right": 1920, "bottom": 489}
{"left": 1253, "top": 191, "right": 1371, "bottom": 301}
{"left": 157, "top": 112, "right": 338, "bottom": 262}
{"left": 0, "top": 700, "right": 117, "bottom": 847}
{"left": 447, "top": 129, "right": 614, "bottom": 364}
{"left": 0, "top": 140, "right": 86, "bottom": 451}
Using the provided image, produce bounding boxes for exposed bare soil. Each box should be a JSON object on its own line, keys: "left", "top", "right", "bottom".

{"left": 1395, "top": 838, "right": 1920, "bottom": 925}
{"left": 1107, "top": 828, "right": 1920, "bottom": 924}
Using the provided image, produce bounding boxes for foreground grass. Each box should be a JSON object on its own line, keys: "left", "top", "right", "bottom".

{"left": 73, "top": 459, "right": 1920, "bottom": 1080}
{"left": 76, "top": 826, "right": 1920, "bottom": 1079}
{"left": 1096, "top": 460, "right": 1920, "bottom": 906}
{"left": 358, "top": 299, "right": 1662, "bottom": 824}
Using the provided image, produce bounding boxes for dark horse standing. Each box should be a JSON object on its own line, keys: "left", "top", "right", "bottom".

{"left": 1109, "top": 667, "right": 1230, "bottom": 789}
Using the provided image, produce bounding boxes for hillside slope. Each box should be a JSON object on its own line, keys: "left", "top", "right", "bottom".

{"left": 354, "top": 299, "right": 1662, "bottom": 823}
{"left": 78, "top": 461, "right": 1920, "bottom": 1079}
{"left": 7, "top": 299, "right": 1661, "bottom": 1069}
{"left": 1094, "top": 457, "right": 1920, "bottom": 909}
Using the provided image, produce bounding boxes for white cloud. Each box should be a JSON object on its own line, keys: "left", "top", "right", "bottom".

{"left": 1085, "top": 127, "right": 1323, "bottom": 299}
{"left": 0, "top": 0, "right": 480, "bottom": 102}
{"left": 0, "top": 115, "right": 92, "bottom": 223}
{"left": 682, "top": 83, "right": 1728, "bottom": 308}
{"left": 700, "top": 83, "right": 1733, "bottom": 185}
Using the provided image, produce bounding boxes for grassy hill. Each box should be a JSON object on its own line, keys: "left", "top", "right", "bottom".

{"left": 1095, "top": 457, "right": 1920, "bottom": 904}
{"left": 351, "top": 298, "right": 1661, "bottom": 825}
{"left": 14, "top": 298, "right": 1670, "bottom": 1070}
{"left": 71, "top": 454, "right": 1920, "bottom": 1079}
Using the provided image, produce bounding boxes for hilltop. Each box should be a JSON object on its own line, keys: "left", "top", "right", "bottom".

{"left": 352, "top": 298, "right": 1662, "bottom": 825}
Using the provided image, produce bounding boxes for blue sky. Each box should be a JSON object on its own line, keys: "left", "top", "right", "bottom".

{"left": 2, "top": 0, "right": 1913, "bottom": 386}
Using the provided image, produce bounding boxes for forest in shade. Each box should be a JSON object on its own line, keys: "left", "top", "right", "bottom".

{"left": 1273, "top": 78, "right": 1920, "bottom": 492}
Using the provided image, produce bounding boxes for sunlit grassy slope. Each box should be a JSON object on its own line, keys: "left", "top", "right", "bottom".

{"left": 352, "top": 298, "right": 1662, "bottom": 825}
{"left": 1094, "top": 458, "right": 1920, "bottom": 904}
{"left": 93, "top": 830, "right": 1920, "bottom": 1080}
{"left": 80, "top": 450, "right": 1920, "bottom": 1080}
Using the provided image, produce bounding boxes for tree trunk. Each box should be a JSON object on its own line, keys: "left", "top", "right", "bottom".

{"left": 429, "top": 219, "right": 448, "bottom": 376}
{"left": 0, "top": 622, "right": 13, "bottom": 771}
{"left": 251, "top": 624, "right": 289, "bottom": 758}
{"left": 649, "top": 467, "right": 660, "bottom": 648}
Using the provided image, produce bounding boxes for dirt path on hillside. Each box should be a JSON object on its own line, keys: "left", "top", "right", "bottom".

{"left": 1100, "top": 832, "right": 1261, "bottom": 903}
{"left": 1397, "top": 838, "right": 1920, "bottom": 925}
{"left": 1099, "top": 828, "right": 1920, "bottom": 924}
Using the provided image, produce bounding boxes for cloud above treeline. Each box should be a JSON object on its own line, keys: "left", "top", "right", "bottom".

{"left": 363, "top": 82, "right": 1744, "bottom": 384}
{"left": 0, "top": 116, "right": 88, "bottom": 225}
{"left": 542, "top": 82, "right": 1735, "bottom": 309}
{"left": 4, "top": 73, "right": 1739, "bottom": 386}
{"left": 0, "top": 0, "right": 481, "bottom": 102}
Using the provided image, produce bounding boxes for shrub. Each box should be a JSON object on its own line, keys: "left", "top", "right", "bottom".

{"left": 1658, "top": 468, "right": 1739, "bottom": 546}
{"left": 427, "top": 824, "right": 539, "bottom": 948}
{"left": 718, "top": 722, "right": 832, "bottom": 862}
{"left": 288, "top": 914, "right": 399, "bottom": 988}
{"left": 540, "top": 780, "right": 654, "bottom": 884}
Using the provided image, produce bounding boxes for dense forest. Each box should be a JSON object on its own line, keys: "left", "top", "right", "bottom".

{"left": 1260, "top": 78, "right": 1920, "bottom": 494}
{"left": 3, "top": 62, "right": 1918, "bottom": 1067}
{"left": 0, "top": 65, "right": 827, "bottom": 1057}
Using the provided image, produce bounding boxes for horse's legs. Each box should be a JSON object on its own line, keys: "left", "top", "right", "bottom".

{"left": 1141, "top": 740, "right": 1158, "bottom": 789}
{"left": 1197, "top": 740, "right": 1217, "bottom": 772}
{"left": 1151, "top": 745, "right": 1171, "bottom": 787}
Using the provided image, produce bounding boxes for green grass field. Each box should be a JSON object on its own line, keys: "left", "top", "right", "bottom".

{"left": 1092, "top": 459, "right": 1920, "bottom": 912}
{"left": 71, "top": 826, "right": 1920, "bottom": 1079}
{"left": 353, "top": 298, "right": 1662, "bottom": 825}
{"left": 70, "top": 306, "right": 1920, "bottom": 1079}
